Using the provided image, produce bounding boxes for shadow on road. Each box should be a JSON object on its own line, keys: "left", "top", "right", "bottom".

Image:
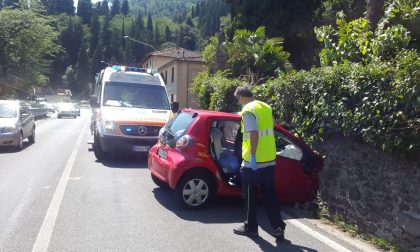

{"left": 250, "top": 237, "right": 318, "bottom": 252}
{"left": 96, "top": 154, "right": 149, "bottom": 169}
{"left": 153, "top": 187, "right": 317, "bottom": 251}
{"left": 0, "top": 141, "right": 35, "bottom": 154}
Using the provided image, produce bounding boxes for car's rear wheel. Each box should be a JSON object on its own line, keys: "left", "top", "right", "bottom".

{"left": 151, "top": 173, "right": 169, "bottom": 188}
{"left": 28, "top": 126, "right": 35, "bottom": 143}
{"left": 93, "top": 134, "right": 107, "bottom": 161}
{"left": 176, "top": 171, "right": 215, "bottom": 209}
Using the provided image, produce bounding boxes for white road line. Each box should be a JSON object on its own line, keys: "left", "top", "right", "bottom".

{"left": 32, "top": 121, "right": 88, "bottom": 252}
{"left": 283, "top": 213, "right": 353, "bottom": 252}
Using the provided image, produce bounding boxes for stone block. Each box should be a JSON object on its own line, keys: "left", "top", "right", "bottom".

{"left": 349, "top": 186, "right": 361, "bottom": 201}
{"left": 397, "top": 212, "right": 420, "bottom": 237}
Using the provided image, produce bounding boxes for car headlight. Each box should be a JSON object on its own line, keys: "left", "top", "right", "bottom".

{"left": 101, "top": 120, "right": 118, "bottom": 134}
{"left": 3, "top": 125, "right": 18, "bottom": 133}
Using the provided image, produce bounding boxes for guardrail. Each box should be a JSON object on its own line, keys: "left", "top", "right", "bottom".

{"left": 29, "top": 107, "right": 49, "bottom": 120}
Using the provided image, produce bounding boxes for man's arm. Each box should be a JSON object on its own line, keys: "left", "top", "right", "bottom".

{"left": 250, "top": 131, "right": 258, "bottom": 156}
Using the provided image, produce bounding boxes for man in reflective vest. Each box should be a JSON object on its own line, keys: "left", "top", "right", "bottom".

{"left": 233, "top": 86, "right": 286, "bottom": 240}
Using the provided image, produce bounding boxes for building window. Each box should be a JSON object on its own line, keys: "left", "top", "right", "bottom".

{"left": 171, "top": 94, "right": 174, "bottom": 102}
{"left": 171, "top": 67, "right": 174, "bottom": 82}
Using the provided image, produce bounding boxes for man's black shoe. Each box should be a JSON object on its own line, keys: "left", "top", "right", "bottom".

{"left": 233, "top": 225, "right": 258, "bottom": 236}
{"left": 272, "top": 226, "right": 285, "bottom": 240}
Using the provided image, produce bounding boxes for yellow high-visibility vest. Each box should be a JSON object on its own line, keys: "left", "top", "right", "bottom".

{"left": 241, "top": 100, "right": 276, "bottom": 162}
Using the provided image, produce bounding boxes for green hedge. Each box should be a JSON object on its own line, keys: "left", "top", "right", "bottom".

{"left": 191, "top": 50, "right": 419, "bottom": 156}
{"left": 254, "top": 49, "right": 420, "bottom": 156}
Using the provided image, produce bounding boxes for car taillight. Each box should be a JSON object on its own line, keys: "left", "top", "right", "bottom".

{"left": 176, "top": 135, "right": 193, "bottom": 149}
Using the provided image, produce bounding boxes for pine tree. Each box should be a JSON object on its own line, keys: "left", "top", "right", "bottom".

{"left": 100, "top": 0, "right": 109, "bottom": 16}
{"left": 154, "top": 23, "right": 160, "bottom": 47}
{"left": 121, "top": 0, "right": 129, "bottom": 15}
{"left": 102, "top": 15, "right": 112, "bottom": 60}
{"left": 146, "top": 13, "right": 154, "bottom": 44}
{"left": 110, "top": 0, "right": 120, "bottom": 17}
{"left": 77, "top": 0, "right": 92, "bottom": 24}
{"left": 57, "top": 0, "right": 75, "bottom": 15}
{"left": 90, "top": 13, "right": 100, "bottom": 56}
{"left": 75, "top": 42, "right": 90, "bottom": 98}
{"left": 165, "top": 25, "right": 172, "bottom": 42}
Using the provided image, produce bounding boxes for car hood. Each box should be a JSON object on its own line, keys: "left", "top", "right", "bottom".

{"left": 100, "top": 107, "right": 172, "bottom": 125}
{"left": 0, "top": 118, "right": 17, "bottom": 127}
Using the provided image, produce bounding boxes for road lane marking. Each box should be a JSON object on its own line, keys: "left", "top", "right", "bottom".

{"left": 32, "top": 121, "right": 88, "bottom": 252}
{"left": 283, "top": 213, "right": 353, "bottom": 252}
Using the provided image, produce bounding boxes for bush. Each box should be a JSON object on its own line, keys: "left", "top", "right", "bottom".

{"left": 191, "top": 71, "right": 242, "bottom": 112}
{"left": 254, "top": 50, "right": 420, "bottom": 156}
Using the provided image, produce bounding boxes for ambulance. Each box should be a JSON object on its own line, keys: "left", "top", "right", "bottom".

{"left": 90, "top": 65, "right": 178, "bottom": 160}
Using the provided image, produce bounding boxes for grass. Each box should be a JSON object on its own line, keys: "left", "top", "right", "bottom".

{"left": 318, "top": 205, "right": 403, "bottom": 252}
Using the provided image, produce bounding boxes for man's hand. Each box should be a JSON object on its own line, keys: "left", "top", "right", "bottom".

{"left": 249, "top": 155, "right": 257, "bottom": 171}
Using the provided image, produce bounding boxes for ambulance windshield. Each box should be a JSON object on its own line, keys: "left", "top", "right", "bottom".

{"left": 102, "top": 82, "right": 170, "bottom": 110}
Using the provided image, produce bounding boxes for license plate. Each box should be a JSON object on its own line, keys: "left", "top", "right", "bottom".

{"left": 158, "top": 147, "right": 167, "bottom": 159}
{"left": 133, "top": 146, "right": 150, "bottom": 152}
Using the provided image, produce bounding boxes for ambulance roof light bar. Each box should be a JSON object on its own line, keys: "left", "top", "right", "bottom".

{"left": 111, "top": 65, "right": 157, "bottom": 75}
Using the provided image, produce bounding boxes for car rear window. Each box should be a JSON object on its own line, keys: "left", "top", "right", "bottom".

{"left": 166, "top": 112, "right": 197, "bottom": 139}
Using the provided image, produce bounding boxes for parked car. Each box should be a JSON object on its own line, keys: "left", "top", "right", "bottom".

{"left": 57, "top": 103, "right": 77, "bottom": 118}
{"left": 73, "top": 103, "right": 81, "bottom": 116}
{"left": 0, "top": 100, "right": 36, "bottom": 150}
{"left": 148, "top": 109, "right": 324, "bottom": 209}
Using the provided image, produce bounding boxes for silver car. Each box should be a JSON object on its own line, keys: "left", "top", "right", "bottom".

{"left": 0, "top": 100, "right": 36, "bottom": 150}
{"left": 57, "top": 103, "right": 77, "bottom": 118}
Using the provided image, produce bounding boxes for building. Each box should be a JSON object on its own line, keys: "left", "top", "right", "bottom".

{"left": 138, "top": 47, "right": 205, "bottom": 109}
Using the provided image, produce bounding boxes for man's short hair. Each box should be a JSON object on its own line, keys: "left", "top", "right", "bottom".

{"left": 234, "top": 86, "right": 253, "bottom": 98}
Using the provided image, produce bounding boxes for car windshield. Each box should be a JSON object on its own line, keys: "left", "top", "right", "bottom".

{"left": 102, "top": 82, "right": 170, "bottom": 110}
{"left": 0, "top": 103, "right": 18, "bottom": 118}
{"left": 164, "top": 112, "right": 197, "bottom": 140}
{"left": 58, "top": 103, "right": 74, "bottom": 109}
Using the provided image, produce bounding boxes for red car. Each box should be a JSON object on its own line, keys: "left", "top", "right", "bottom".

{"left": 148, "top": 109, "right": 323, "bottom": 209}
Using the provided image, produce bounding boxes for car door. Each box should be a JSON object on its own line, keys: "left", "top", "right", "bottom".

{"left": 273, "top": 129, "right": 319, "bottom": 203}
{"left": 19, "top": 104, "right": 31, "bottom": 138}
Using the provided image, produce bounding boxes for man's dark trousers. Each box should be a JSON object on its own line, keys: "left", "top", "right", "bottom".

{"left": 240, "top": 165, "right": 286, "bottom": 231}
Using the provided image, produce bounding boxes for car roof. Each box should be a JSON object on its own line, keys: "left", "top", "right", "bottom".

{"left": 181, "top": 109, "right": 240, "bottom": 120}
{"left": 0, "top": 100, "right": 20, "bottom": 105}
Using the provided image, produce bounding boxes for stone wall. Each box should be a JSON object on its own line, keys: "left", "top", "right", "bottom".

{"left": 315, "top": 135, "right": 420, "bottom": 250}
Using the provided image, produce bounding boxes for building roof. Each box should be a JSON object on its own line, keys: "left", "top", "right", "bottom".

{"left": 139, "top": 47, "right": 204, "bottom": 65}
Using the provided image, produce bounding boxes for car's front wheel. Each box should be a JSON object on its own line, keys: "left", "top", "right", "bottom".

{"left": 93, "top": 134, "right": 107, "bottom": 161}
{"left": 151, "top": 173, "right": 169, "bottom": 188}
{"left": 28, "top": 126, "right": 35, "bottom": 143}
{"left": 15, "top": 132, "right": 23, "bottom": 151}
{"left": 176, "top": 171, "right": 215, "bottom": 209}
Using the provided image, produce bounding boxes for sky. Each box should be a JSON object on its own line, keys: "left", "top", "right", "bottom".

{"left": 74, "top": 0, "right": 101, "bottom": 9}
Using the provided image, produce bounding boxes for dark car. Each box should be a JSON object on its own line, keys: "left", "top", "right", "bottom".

{"left": 0, "top": 100, "right": 36, "bottom": 150}
{"left": 148, "top": 109, "right": 323, "bottom": 209}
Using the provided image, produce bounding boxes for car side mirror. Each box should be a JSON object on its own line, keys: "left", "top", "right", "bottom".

{"left": 171, "top": 102, "right": 179, "bottom": 113}
{"left": 90, "top": 95, "right": 99, "bottom": 108}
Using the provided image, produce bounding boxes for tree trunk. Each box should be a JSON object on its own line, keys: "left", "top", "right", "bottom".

{"left": 366, "top": 0, "right": 385, "bottom": 31}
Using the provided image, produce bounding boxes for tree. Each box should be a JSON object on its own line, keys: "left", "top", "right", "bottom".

{"left": 100, "top": 0, "right": 109, "bottom": 16}
{"left": 224, "top": 26, "right": 290, "bottom": 82}
{"left": 121, "top": 0, "right": 129, "bottom": 15}
{"left": 0, "top": 9, "right": 60, "bottom": 96}
{"left": 146, "top": 13, "right": 154, "bottom": 44}
{"left": 165, "top": 25, "right": 172, "bottom": 42}
{"left": 226, "top": 0, "right": 322, "bottom": 69}
{"left": 76, "top": 0, "right": 92, "bottom": 24}
{"left": 110, "top": 0, "right": 120, "bottom": 16}
{"left": 366, "top": 0, "right": 385, "bottom": 31}
{"left": 56, "top": 0, "right": 75, "bottom": 15}
{"left": 75, "top": 42, "right": 90, "bottom": 97}
{"left": 90, "top": 13, "right": 100, "bottom": 56}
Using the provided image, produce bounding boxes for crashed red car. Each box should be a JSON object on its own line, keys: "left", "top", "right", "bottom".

{"left": 148, "top": 109, "right": 323, "bottom": 209}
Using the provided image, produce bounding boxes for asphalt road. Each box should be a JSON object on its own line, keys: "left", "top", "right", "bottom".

{"left": 0, "top": 109, "right": 379, "bottom": 252}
